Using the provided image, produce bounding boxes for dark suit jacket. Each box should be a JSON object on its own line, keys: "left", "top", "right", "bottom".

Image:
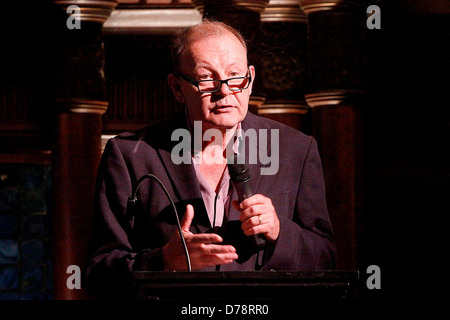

{"left": 84, "top": 110, "right": 336, "bottom": 298}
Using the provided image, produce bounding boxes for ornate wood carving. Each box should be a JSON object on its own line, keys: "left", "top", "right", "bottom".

{"left": 192, "top": 0, "right": 269, "bottom": 14}
{"left": 53, "top": 1, "right": 118, "bottom": 114}
{"left": 259, "top": 20, "right": 307, "bottom": 103}
{"left": 254, "top": 0, "right": 310, "bottom": 131}
{"left": 54, "top": 0, "right": 118, "bottom": 24}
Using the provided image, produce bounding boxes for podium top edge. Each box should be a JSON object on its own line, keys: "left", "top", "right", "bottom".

{"left": 133, "top": 270, "right": 360, "bottom": 282}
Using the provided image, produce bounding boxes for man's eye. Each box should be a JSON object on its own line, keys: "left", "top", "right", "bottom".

{"left": 199, "top": 75, "right": 212, "bottom": 80}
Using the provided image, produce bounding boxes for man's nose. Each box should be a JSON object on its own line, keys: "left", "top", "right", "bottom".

{"left": 215, "top": 81, "right": 232, "bottom": 96}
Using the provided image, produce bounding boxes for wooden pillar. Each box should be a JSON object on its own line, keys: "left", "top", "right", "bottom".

{"left": 192, "top": 0, "right": 270, "bottom": 113}
{"left": 258, "top": 0, "right": 310, "bottom": 132}
{"left": 299, "top": 0, "right": 368, "bottom": 270}
{"left": 52, "top": 0, "right": 117, "bottom": 300}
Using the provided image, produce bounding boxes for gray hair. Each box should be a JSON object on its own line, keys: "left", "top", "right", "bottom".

{"left": 171, "top": 19, "right": 248, "bottom": 74}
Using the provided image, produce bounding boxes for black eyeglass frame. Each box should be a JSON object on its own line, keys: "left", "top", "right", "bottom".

{"left": 179, "top": 68, "right": 252, "bottom": 93}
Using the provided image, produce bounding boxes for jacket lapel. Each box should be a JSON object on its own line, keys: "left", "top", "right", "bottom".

{"left": 154, "top": 112, "right": 211, "bottom": 231}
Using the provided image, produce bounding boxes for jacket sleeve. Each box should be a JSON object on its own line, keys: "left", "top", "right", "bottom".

{"left": 83, "top": 138, "right": 165, "bottom": 299}
{"left": 262, "top": 137, "right": 337, "bottom": 271}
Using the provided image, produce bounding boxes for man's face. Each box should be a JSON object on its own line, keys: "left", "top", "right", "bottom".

{"left": 171, "top": 32, "right": 254, "bottom": 131}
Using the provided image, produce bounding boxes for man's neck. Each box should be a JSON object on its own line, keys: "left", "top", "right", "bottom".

{"left": 200, "top": 124, "right": 237, "bottom": 152}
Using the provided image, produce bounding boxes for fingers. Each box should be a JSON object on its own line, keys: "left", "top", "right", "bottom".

{"left": 233, "top": 194, "right": 280, "bottom": 241}
{"left": 241, "top": 214, "right": 263, "bottom": 233}
{"left": 188, "top": 241, "right": 237, "bottom": 256}
{"left": 233, "top": 194, "right": 273, "bottom": 221}
{"left": 180, "top": 204, "right": 194, "bottom": 232}
{"left": 238, "top": 204, "right": 268, "bottom": 222}
{"left": 189, "top": 243, "right": 238, "bottom": 270}
{"left": 199, "top": 243, "right": 237, "bottom": 256}
{"left": 164, "top": 203, "right": 239, "bottom": 271}
{"left": 237, "top": 194, "right": 269, "bottom": 210}
{"left": 186, "top": 236, "right": 238, "bottom": 270}
{"left": 189, "top": 233, "right": 223, "bottom": 244}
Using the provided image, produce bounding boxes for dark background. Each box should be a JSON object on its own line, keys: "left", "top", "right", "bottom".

{"left": 0, "top": 1, "right": 449, "bottom": 300}
{"left": 362, "top": 2, "right": 450, "bottom": 300}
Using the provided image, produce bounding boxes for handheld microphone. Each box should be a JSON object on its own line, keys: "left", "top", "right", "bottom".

{"left": 228, "top": 161, "right": 267, "bottom": 249}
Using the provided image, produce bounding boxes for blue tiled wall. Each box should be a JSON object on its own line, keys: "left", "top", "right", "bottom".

{"left": 0, "top": 164, "right": 53, "bottom": 300}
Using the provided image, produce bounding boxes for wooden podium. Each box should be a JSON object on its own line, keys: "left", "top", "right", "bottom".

{"left": 133, "top": 270, "right": 359, "bottom": 301}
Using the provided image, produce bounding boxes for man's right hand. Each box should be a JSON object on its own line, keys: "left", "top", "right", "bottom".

{"left": 162, "top": 204, "right": 238, "bottom": 271}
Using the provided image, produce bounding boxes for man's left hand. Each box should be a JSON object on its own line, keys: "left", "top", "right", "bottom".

{"left": 232, "top": 194, "right": 280, "bottom": 242}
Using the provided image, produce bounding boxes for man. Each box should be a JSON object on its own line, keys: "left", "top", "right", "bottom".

{"left": 84, "top": 20, "right": 336, "bottom": 299}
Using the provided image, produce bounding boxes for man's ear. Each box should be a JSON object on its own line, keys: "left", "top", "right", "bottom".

{"left": 248, "top": 65, "right": 256, "bottom": 95}
{"left": 167, "top": 74, "right": 185, "bottom": 103}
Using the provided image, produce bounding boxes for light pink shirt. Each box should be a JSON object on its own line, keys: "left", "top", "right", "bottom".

{"left": 186, "top": 108, "right": 241, "bottom": 227}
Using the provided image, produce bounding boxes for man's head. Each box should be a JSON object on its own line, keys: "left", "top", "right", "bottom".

{"left": 168, "top": 20, "right": 255, "bottom": 132}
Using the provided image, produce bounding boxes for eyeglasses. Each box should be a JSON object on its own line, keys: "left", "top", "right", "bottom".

{"left": 179, "top": 68, "right": 252, "bottom": 93}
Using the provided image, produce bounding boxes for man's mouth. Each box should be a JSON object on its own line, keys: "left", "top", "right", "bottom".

{"left": 212, "top": 105, "right": 234, "bottom": 113}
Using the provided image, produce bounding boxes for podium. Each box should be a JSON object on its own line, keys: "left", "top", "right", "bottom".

{"left": 133, "top": 270, "right": 359, "bottom": 301}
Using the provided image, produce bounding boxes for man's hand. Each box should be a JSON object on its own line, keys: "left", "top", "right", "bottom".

{"left": 232, "top": 194, "right": 280, "bottom": 242}
{"left": 162, "top": 204, "right": 238, "bottom": 271}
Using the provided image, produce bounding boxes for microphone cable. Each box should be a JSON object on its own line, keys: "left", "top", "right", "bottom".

{"left": 128, "top": 174, "right": 192, "bottom": 272}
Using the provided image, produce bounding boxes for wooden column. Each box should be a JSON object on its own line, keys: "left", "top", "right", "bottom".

{"left": 192, "top": 0, "right": 270, "bottom": 113}
{"left": 258, "top": 0, "right": 310, "bottom": 132}
{"left": 52, "top": 0, "right": 117, "bottom": 300}
{"left": 299, "top": 0, "right": 368, "bottom": 270}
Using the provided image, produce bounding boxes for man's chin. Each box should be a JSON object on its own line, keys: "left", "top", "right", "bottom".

{"left": 207, "top": 119, "right": 241, "bottom": 131}
{"left": 202, "top": 113, "right": 241, "bottom": 129}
